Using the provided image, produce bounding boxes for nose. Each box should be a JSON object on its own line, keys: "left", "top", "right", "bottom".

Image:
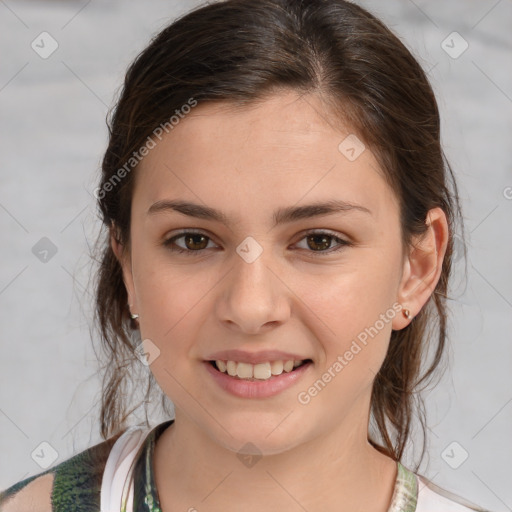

{"left": 216, "top": 245, "right": 290, "bottom": 335}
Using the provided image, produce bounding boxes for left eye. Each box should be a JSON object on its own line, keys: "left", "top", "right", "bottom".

{"left": 163, "top": 230, "right": 351, "bottom": 256}
{"left": 295, "top": 232, "right": 350, "bottom": 254}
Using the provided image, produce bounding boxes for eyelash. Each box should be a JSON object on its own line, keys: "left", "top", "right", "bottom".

{"left": 162, "top": 229, "right": 352, "bottom": 257}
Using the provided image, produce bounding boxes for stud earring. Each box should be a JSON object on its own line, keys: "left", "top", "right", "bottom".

{"left": 403, "top": 308, "right": 411, "bottom": 320}
{"left": 128, "top": 303, "right": 139, "bottom": 320}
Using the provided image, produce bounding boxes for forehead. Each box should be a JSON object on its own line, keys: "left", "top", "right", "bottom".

{"left": 132, "top": 90, "right": 398, "bottom": 223}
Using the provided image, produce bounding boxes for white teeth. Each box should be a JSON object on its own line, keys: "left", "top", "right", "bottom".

{"left": 283, "top": 360, "right": 294, "bottom": 372}
{"left": 236, "top": 362, "right": 253, "bottom": 379}
{"left": 226, "top": 360, "right": 237, "bottom": 377}
{"left": 214, "top": 359, "right": 305, "bottom": 380}
{"left": 253, "top": 362, "right": 272, "bottom": 379}
{"left": 270, "top": 360, "right": 283, "bottom": 375}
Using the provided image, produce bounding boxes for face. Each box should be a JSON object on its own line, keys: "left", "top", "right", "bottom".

{"left": 115, "top": 90, "right": 414, "bottom": 455}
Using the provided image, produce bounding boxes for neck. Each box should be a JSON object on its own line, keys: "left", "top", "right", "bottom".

{"left": 153, "top": 408, "right": 398, "bottom": 511}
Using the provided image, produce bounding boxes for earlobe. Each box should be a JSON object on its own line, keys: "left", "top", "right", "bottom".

{"left": 392, "top": 207, "right": 449, "bottom": 330}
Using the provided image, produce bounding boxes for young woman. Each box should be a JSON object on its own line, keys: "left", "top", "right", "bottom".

{"left": 0, "top": 0, "right": 493, "bottom": 511}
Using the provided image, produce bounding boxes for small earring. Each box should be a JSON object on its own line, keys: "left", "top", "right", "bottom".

{"left": 403, "top": 308, "right": 411, "bottom": 320}
{"left": 128, "top": 303, "right": 139, "bottom": 320}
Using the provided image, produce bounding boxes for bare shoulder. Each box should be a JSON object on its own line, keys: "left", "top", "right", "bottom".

{"left": 0, "top": 472, "right": 54, "bottom": 512}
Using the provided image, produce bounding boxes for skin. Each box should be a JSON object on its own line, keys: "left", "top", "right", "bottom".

{"left": 112, "top": 90, "right": 448, "bottom": 512}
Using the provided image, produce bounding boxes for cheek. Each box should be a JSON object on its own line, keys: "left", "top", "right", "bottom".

{"left": 133, "top": 262, "right": 213, "bottom": 407}
{"left": 290, "top": 253, "right": 402, "bottom": 372}
{"left": 293, "top": 272, "right": 398, "bottom": 414}
{"left": 131, "top": 244, "right": 214, "bottom": 350}
{"left": 137, "top": 271, "right": 210, "bottom": 342}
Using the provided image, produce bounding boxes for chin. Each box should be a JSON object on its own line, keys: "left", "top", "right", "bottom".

{"left": 204, "top": 413, "right": 307, "bottom": 457}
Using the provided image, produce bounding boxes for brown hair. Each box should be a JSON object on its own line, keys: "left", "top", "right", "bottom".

{"left": 92, "top": 0, "right": 465, "bottom": 471}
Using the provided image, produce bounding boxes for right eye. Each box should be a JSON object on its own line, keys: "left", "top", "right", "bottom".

{"left": 163, "top": 230, "right": 218, "bottom": 255}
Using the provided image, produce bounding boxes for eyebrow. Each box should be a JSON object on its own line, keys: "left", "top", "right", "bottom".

{"left": 147, "top": 199, "right": 372, "bottom": 228}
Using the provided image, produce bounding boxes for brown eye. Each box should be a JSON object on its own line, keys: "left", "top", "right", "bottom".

{"left": 306, "top": 234, "right": 332, "bottom": 251}
{"left": 295, "top": 231, "right": 352, "bottom": 255}
{"left": 163, "top": 231, "right": 215, "bottom": 254}
{"left": 183, "top": 233, "right": 209, "bottom": 250}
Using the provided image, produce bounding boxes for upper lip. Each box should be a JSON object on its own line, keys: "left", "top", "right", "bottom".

{"left": 205, "top": 349, "right": 310, "bottom": 365}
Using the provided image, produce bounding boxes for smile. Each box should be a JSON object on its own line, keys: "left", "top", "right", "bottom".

{"left": 205, "top": 359, "right": 313, "bottom": 398}
{"left": 212, "top": 359, "right": 308, "bottom": 380}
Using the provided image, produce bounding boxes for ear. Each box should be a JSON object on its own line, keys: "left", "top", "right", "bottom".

{"left": 110, "top": 223, "right": 138, "bottom": 317}
{"left": 392, "top": 207, "right": 449, "bottom": 330}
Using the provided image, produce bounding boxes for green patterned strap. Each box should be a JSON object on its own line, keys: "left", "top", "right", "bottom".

{"left": 132, "top": 421, "right": 169, "bottom": 511}
{"left": 387, "top": 462, "right": 418, "bottom": 512}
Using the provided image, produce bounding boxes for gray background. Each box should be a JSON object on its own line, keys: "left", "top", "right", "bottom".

{"left": 0, "top": 0, "right": 511, "bottom": 510}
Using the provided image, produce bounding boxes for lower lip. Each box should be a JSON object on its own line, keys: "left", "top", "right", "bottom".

{"left": 204, "top": 361, "right": 312, "bottom": 399}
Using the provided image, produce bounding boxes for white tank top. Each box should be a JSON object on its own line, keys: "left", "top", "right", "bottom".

{"left": 100, "top": 424, "right": 153, "bottom": 512}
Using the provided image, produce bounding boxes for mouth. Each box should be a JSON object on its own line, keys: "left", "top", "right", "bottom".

{"left": 208, "top": 358, "right": 313, "bottom": 381}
